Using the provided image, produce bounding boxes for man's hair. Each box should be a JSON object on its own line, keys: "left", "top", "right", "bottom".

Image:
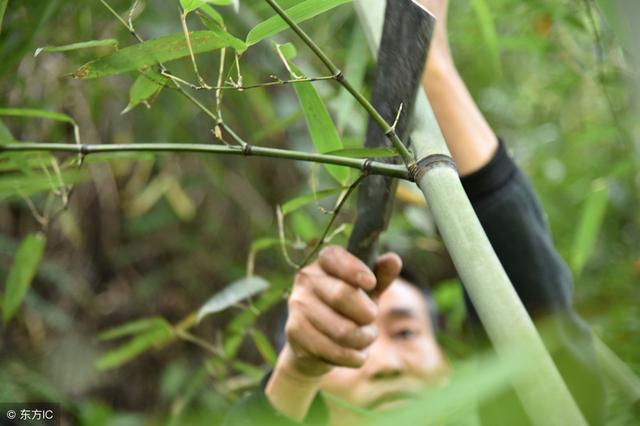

{"left": 399, "top": 266, "right": 440, "bottom": 333}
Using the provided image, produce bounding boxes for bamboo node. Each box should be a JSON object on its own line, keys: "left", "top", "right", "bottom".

{"left": 410, "top": 154, "right": 457, "bottom": 181}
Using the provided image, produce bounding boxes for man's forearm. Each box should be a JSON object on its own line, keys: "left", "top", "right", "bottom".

{"left": 422, "top": 60, "right": 498, "bottom": 176}
{"left": 265, "top": 345, "right": 324, "bottom": 422}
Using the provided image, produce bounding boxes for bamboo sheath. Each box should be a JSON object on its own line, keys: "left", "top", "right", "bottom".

{"left": 353, "top": 1, "right": 587, "bottom": 425}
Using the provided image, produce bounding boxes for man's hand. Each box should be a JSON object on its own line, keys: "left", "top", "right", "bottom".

{"left": 283, "top": 246, "right": 402, "bottom": 377}
{"left": 265, "top": 246, "right": 401, "bottom": 421}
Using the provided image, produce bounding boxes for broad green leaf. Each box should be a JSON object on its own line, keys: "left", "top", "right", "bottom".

{"left": 197, "top": 276, "right": 269, "bottom": 322}
{"left": 570, "top": 179, "right": 609, "bottom": 276}
{"left": 98, "top": 317, "right": 170, "bottom": 340}
{"left": 279, "top": 43, "right": 349, "bottom": 183}
{"left": 2, "top": 233, "right": 46, "bottom": 325}
{"left": 250, "top": 329, "right": 277, "bottom": 366}
{"left": 246, "top": 0, "right": 351, "bottom": 46}
{"left": 0, "top": 108, "right": 75, "bottom": 125}
{"left": 96, "top": 322, "right": 174, "bottom": 370}
{"left": 122, "top": 70, "right": 168, "bottom": 114}
{"left": 325, "top": 147, "right": 398, "bottom": 158}
{"left": 72, "top": 30, "right": 246, "bottom": 80}
{"left": 34, "top": 39, "right": 119, "bottom": 57}
{"left": 470, "top": 0, "right": 501, "bottom": 75}
{"left": 282, "top": 186, "right": 346, "bottom": 215}
{"left": 0, "top": 0, "right": 7, "bottom": 33}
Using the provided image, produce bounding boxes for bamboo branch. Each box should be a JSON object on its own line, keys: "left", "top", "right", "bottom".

{"left": 263, "top": 0, "right": 415, "bottom": 166}
{"left": 0, "top": 142, "right": 410, "bottom": 180}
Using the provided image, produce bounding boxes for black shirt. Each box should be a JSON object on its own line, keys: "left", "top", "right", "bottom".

{"left": 223, "top": 141, "right": 606, "bottom": 426}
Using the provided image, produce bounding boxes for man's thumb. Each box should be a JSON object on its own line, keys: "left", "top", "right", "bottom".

{"left": 371, "top": 252, "right": 402, "bottom": 298}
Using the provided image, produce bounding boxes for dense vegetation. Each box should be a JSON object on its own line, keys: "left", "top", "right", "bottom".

{"left": 0, "top": 0, "right": 637, "bottom": 424}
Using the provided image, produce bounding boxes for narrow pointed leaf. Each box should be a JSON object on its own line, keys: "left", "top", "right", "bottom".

{"left": 282, "top": 186, "right": 347, "bottom": 215}
{"left": 250, "top": 329, "right": 277, "bottom": 366}
{"left": 0, "top": 0, "right": 8, "bottom": 33}
{"left": 2, "top": 233, "right": 46, "bottom": 324}
{"left": 246, "top": 0, "right": 351, "bottom": 46}
{"left": 197, "top": 276, "right": 269, "bottom": 322}
{"left": 279, "top": 44, "right": 349, "bottom": 183}
{"left": 122, "top": 70, "right": 168, "bottom": 114}
{"left": 96, "top": 322, "right": 174, "bottom": 370}
{"left": 98, "top": 317, "right": 170, "bottom": 340}
{"left": 570, "top": 179, "right": 609, "bottom": 276}
{"left": 0, "top": 108, "right": 75, "bottom": 125}
{"left": 34, "top": 39, "right": 119, "bottom": 57}
{"left": 325, "top": 147, "right": 398, "bottom": 158}
{"left": 0, "top": 119, "right": 13, "bottom": 143}
{"left": 470, "top": 0, "right": 501, "bottom": 75}
{"left": 72, "top": 30, "right": 246, "bottom": 79}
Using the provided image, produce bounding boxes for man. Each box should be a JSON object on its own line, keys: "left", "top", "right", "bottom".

{"left": 224, "top": 0, "right": 606, "bottom": 424}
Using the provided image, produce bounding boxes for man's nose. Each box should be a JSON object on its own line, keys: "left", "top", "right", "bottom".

{"left": 366, "top": 339, "right": 405, "bottom": 381}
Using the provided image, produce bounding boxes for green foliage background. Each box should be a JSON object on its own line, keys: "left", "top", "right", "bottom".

{"left": 0, "top": 0, "right": 638, "bottom": 424}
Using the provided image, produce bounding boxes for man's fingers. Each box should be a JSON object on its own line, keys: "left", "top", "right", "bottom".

{"left": 372, "top": 252, "right": 402, "bottom": 297}
{"left": 305, "top": 299, "right": 378, "bottom": 350}
{"left": 286, "top": 315, "right": 367, "bottom": 368}
{"left": 311, "top": 274, "right": 378, "bottom": 325}
{"left": 318, "top": 246, "right": 376, "bottom": 291}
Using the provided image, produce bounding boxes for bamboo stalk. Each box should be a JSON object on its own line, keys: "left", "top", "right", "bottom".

{"left": 0, "top": 142, "right": 410, "bottom": 180}
{"left": 352, "top": 2, "right": 587, "bottom": 426}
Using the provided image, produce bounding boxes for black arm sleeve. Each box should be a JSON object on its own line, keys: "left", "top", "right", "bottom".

{"left": 222, "top": 372, "right": 329, "bottom": 426}
{"left": 460, "top": 140, "right": 606, "bottom": 425}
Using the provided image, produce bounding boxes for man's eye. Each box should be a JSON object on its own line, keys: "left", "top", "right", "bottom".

{"left": 395, "top": 329, "right": 418, "bottom": 339}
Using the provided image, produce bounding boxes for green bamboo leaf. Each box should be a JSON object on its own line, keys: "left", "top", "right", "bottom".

{"left": 2, "top": 233, "right": 46, "bottom": 325}
{"left": 0, "top": 169, "right": 86, "bottom": 202}
{"left": 282, "top": 186, "right": 346, "bottom": 215}
{"left": 197, "top": 276, "right": 269, "bottom": 322}
{"left": 96, "top": 323, "right": 174, "bottom": 370}
{"left": 246, "top": 0, "right": 351, "bottom": 46}
{"left": 0, "top": 108, "right": 75, "bottom": 125}
{"left": 325, "top": 147, "right": 398, "bottom": 158}
{"left": 98, "top": 317, "right": 170, "bottom": 341}
{"left": 182, "top": 0, "right": 232, "bottom": 14}
{"left": 250, "top": 329, "right": 277, "bottom": 366}
{"left": 279, "top": 43, "right": 349, "bottom": 184}
{"left": 34, "top": 39, "right": 119, "bottom": 57}
{"left": 122, "top": 71, "right": 168, "bottom": 114}
{"left": 198, "top": 3, "right": 224, "bottom": 27}
{"left": 0, "top": 118, "right": 13, "bottom": 143}
{"left": 72, "top": 30, "right": 246, "bottom": 80}
{"left": 470, "top": 0, "right": 501, "bottom": 75}
{"left": 0, "top": 0, "right": 8, "bottom": 34}
{"left": 570, "top": 179, "right": 609, "bottom": 276}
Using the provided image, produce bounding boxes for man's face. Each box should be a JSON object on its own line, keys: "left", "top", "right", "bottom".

{"left": 320, "top": 278, "right": 449, "bottom": 424}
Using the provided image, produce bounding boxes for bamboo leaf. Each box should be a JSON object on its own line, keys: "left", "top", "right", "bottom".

{"left": 2, "top": 233, "right": 46, "bottom": 325}
{"left": 98, "top": 317, "right": 170, "bottom": 340}
{"left": 0, "top": 0, "right": 8, "bottom": 34}
{"left": 34, "top": 39, "right": 119, "bottom": 57}
{"left": 0, "top": 108, "right": 75, "bottom": 125}
{"left": 246, "top": 0, "right": 351, "bottom": 46}
{"left": 470, "top": 0, "right": 501, "bottom": 75}
{"left": 250, "top": 329, "right": 277, "bottom": 366}
{"left": 122, "top": 71, "right": 168, "bottom": 114}
{"left": 96, "top": 322, "right": 174, "bottom": 370}
{"left": 197, "top": 276, "right": 269, "bottom": 322}
{"left": 0, "top": 118, "right": 13, "bottom": 143}
{"left": 279, "top": 43, "right": 349, "bottom": 184}
{"left": 198, "top": 4, "right": 224, "bottom": 27}
{"left": 72, "top": 30, "right": 246, "bottom": 79}
{"left": 282, "top": 186, "right": 346, "bottom": 215}
{"left": 325, "top": 147, "right": 398, "bottom": 158}
{"left": 570, "top": 179, "right": 609, "bottom": 276}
